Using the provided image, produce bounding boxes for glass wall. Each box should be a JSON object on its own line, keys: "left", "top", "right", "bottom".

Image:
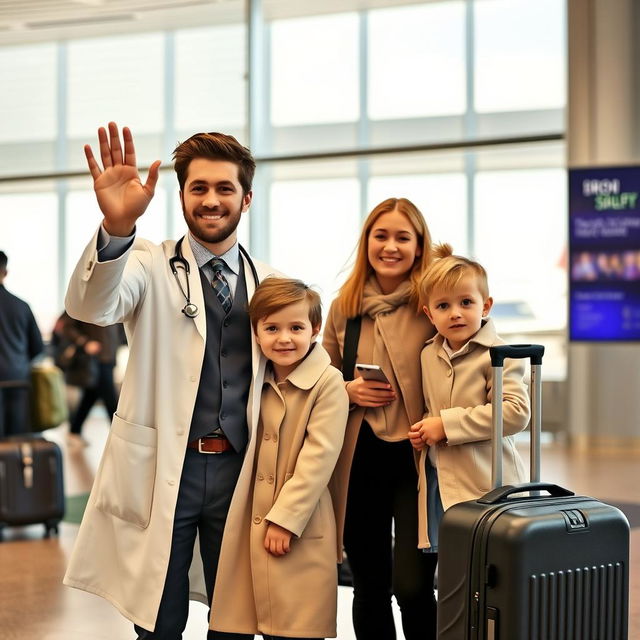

{"left": 0, "top": 0, "right": 567, "bottom": 351}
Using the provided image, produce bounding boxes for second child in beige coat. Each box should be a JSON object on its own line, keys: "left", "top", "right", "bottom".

{"left": 409, "top": 245, "right": 530, "bottom": 550}
{"left": 211, "top": 278, "right": 349, "bottom": 639}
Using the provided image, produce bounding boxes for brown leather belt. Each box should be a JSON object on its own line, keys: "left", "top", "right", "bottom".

{"left": 187, "top": 435, "right": 232, "bottom": 454}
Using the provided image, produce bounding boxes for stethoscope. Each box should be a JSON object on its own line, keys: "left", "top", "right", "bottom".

{"left": 169, "top": 236, "right": 260, "bottom": 318}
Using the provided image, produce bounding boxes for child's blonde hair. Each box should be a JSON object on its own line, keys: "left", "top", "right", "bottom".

{"left": 248, "top": 277, "right": 322, "bottom": 332}
{"left": 335, "top": 197, "right": 433, "bottom": 317}
{"left": 419, "top": 243, "right": 490, "bottom": 308}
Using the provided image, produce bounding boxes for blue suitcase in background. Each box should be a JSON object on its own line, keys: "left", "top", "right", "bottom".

{"left": 436, "top": 344, "right": 630, "bottom": 640}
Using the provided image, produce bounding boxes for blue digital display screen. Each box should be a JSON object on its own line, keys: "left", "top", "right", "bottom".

{"left": 569, "top": 166, "right": 640, "bottom": 341}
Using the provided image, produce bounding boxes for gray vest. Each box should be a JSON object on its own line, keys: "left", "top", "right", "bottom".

{"left": 189, "top": 260, "right": 252, "bottom": 451}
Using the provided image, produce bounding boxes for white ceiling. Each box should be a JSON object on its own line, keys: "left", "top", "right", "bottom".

{"left": 0, "top": 0, "right": 440, "bottom": 47}
{"left": 0, "top": 0, "right": 243, "bottom": 46}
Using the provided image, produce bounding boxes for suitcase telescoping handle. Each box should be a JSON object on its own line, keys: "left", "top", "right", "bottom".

{"left": 478, "top": 482, "right": 574, "bottom": 505}
{"left": 489, "top": 344, "right": 544, "bottom": 490}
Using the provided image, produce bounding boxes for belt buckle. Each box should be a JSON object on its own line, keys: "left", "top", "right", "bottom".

{"left": 198, "top": 437, "right": 223, "bottom": 455}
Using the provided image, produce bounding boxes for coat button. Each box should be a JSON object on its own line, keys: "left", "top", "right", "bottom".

{"left": 267, "top": 475, "right": 274, "bottom": 484}
{"left": 257, "top": 473, "right": 264, "bottom": 481}
{"left": 167, "top": 479, "right": 175, "bottom": 486}
{"left": 190, "top": 376, "right": 196, "bottom": 382}
{"left": 253, "top": 516, "right": 262, "bottom": 524}
{"left": 264, "top": 433, "right": 270, "bottom": 440}
{"left": 446, "top": 369, "right": 452, "bottom": 377}
{"left": 272, "top": 434, "right": 278, "bottom": 443}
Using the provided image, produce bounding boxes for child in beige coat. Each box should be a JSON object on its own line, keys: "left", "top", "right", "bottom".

{"left": 408, "top": 244, "right": 530, "bottom": 551}
{"left": 210, "top": 278, "right": 349, "bottom": 640}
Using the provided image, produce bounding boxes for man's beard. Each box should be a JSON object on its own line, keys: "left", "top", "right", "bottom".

{"left": 183, "top": 204, "right": 242, "bottom": 245}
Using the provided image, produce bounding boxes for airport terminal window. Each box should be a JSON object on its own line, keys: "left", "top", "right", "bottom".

{"left": 270, "top": 13, "right": 359, "bottom": 127}
{"left": 0, "top": 192, "right": 59, "bottom": 332}
{"left": 268, "top": 177, "right": 361, "bottom": 309}
{"left": 0, "top": 43, "right": 56, "bottom": 144}
{"left": 367, "top": 2, "right": 465, "bottom": 120}
{"left": 0, "top": 0, "right": 568, "bottom": 353}
{"left": 474, "top": 0, "right": 565, "bottom": 113}
{"left": 175, "top": 24, "right": 247, "bottom": 137}
{"left": 474, "top": 167, "right": 567, "bottom": 332}
{"left": 67, "top": 33, "right": 165, "bottom": 139}
{"left": 0, "top": 43, "right": 57, "bottom": 176}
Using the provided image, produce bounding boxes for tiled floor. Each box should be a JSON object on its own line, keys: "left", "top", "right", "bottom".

{"left": 0, "top": 413, "right": 638, "bottom": 639}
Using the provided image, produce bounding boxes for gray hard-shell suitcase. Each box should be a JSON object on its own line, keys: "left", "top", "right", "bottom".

{"left": 436, "top": 344, "right": 630, "bottom": 640}
{"left": 0, "top": 435, "right": 64, "bottom": 539}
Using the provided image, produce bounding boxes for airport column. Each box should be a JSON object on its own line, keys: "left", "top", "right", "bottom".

{"left": 567, "top": 0, "right": 640, "bottom": 451}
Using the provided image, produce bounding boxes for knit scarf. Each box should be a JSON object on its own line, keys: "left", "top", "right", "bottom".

{"left": 360, "top": 278, "right": 411, "bottom": 318}
{"left": 359, "top": 277, "right": 414, "bottom": 438}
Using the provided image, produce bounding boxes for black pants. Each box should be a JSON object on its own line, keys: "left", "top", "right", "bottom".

{"left": 0, "top": 386, "right": 29, "bottom": 437}
{"left": 136, "top": 447, "right": 245, "bottom": 640}
{"left": 69, "top": 362, "right": 118, "bottom": 435}
{"left": 343, "top": 424, "right": 438, "bottom": 640}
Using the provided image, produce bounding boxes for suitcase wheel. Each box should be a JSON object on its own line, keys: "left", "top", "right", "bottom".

{"left": 44, "top": 521, "right": 60, "bottom": 538}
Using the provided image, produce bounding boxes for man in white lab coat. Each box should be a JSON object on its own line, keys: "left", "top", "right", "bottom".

{"left": 64, "top": 122, "right": 276, "bottom": 639}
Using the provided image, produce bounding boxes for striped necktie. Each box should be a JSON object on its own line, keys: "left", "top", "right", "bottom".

{"left": 210, "top": 258, "right": 232, "bottom": 313}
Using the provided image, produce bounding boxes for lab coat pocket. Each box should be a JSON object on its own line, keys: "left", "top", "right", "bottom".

{"left": 95, "top": 414, "right": 158, "bottom": 529}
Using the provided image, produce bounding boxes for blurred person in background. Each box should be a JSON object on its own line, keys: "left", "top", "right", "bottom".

{"left": 53, "top": 311, "right": 123, "bottom": 446}
{"left": 0, "top": 250, "right": 44, "bottom": 436}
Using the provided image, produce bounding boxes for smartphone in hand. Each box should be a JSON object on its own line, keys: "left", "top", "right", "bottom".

{"left": 355, "top": 363, "right": 390, "bottom": 385}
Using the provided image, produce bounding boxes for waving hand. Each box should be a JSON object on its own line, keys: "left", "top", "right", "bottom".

{"left": 85, "top": 122, "right": 161, "bottom": 237}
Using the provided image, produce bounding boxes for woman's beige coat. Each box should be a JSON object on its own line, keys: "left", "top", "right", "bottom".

{"left": 417, "top": 319, "right": 530, "bottom": 548}
{"left": 62, "top": 229, "right": 276, "bottom": 630}
{"left": 211, "top": 344, "right": 349, "bottom": 638}
{"left": 322, "top": 300, "right": 436, "bottom": 544}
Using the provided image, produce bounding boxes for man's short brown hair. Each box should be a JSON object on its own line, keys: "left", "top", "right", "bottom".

{"left": 248, "top": 278, "right": 322, "bottom": 332}
{"left": 173, "top": 132, "right": 256, "bottom": 195}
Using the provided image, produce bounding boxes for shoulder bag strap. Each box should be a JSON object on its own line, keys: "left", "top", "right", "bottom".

{"left": 342, "top": 316, "right": 362, "bottom": 381}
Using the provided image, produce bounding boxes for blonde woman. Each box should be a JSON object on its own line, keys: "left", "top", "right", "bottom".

{"left": 323, "top": 198, "right": 438, "bottom": 640}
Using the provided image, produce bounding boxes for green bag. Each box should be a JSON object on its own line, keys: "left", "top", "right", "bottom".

{"left": 30, "top": 364, "right": 69, "bottom": 431}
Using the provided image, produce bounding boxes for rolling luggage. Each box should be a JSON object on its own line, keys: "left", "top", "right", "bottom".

{"left": 437, "top": 344, "right": 630, "bottom": 640}
{"left": 0, "top": 436, "right": 65, "bottom": 539}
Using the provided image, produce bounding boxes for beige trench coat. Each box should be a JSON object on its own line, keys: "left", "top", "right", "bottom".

{"left": 62, "top": 228, "right": 277, "bottom": 630}
{"left": 322, "top": 300, "right": 436, "bottom": 547}
{"left": 417, "top": 319, "right": 530, "bottom": 548}
{"left": 211, "top": 343, "right": 349, "bottom": 638}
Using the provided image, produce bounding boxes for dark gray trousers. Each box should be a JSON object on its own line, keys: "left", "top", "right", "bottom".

{"left": 0, "top": 386, "right": 29, "bottom": 437}
{"left": 135, "top": 447, "right": 245, "bottom": 640}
